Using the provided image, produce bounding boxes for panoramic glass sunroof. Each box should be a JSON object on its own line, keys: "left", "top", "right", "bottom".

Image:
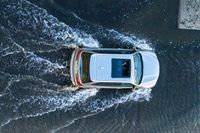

{"left": 111, "top": 59, "right": 131, "bottom": 78}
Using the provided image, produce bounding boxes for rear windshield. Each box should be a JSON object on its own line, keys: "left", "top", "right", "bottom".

{"left": 111, "top": 59, "right": 131, "bottom": 78}
{"left": 80, "top": 53, "right": 92, "bottom": 83}
{"left": 133, "top": 53, "right": 143, "bottom": 84}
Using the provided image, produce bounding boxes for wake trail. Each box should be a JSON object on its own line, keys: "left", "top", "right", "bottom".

{"left": 0, "top": 0, "right": 99, "bottom": 48}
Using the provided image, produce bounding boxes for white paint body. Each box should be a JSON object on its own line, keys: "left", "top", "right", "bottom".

{"left": 70, "top": 48, "right": 160, "bottom": 89}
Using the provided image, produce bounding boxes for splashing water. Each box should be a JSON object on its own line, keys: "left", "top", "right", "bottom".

{"left": 0, "top": 86, "right": 98, "bottom": 127}
{"left": 1, "top": 0, "right": 99, "bottom": 48}
{"left": 82, "top": 88, "right": 152, "bottom": 113}
{"left": 50, "top": 88, "right": 152, "bottom": 133}
{"left": 107, "top": 29, "right": 153, "bottom": 50}
{"left": 0, "top": 1, "right": 154, "bottom": 131}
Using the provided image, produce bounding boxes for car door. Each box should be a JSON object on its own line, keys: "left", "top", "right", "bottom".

{"left": 90, "top": 82, "right": 133, "bottom": 89}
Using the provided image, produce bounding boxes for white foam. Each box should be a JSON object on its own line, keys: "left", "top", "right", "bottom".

{"left": 0, "top": 0, "right": 154, "bottom": 129}
{"left": 51, "top": 111, "right": 100, "bottom": 133}
{"left": 107, "top": 29, "right": 153, "bottom": 50}
{"left": 25, "top": 52, "right": 65, "bottom": 74}
{"left": 70, "top": 12, "right": 85, "bottom": 22}
{"left": 83, "top": 88, "right": 152, "bottom": 112}
{"left": 47, "top": 89, "right": 152, "bottom": 133}
{"left": 0, "top": 39, "right": 25, "bottom": 56}
{"left": 0, "top": 89, "right": 98, "bottom": 127}
{"left": 5, "top": 0, "right": 99, "bottom": 48}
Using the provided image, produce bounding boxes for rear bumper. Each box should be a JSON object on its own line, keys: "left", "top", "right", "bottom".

{"left": 70, "top": 49, "right": 83, "bottom": 86}
{"left": 70, "top": 50, "right": 76, "bottom": 85}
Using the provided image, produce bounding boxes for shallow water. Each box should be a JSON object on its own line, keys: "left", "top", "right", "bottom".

{"left": 0, "top": 0, "right": 200, "bottom": 133}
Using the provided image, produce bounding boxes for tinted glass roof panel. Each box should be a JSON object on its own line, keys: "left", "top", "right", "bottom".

{"left": 112, "top": 59, "right": 131, "bottom": 78}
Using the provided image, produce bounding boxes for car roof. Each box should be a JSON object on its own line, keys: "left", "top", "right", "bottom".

{"left": 89, "top": 53, "right": 134, "bottom": 83}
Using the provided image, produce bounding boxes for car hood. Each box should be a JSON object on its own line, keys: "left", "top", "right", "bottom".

{"left": 139, "top": 51, "right": 160, "bottom": 88}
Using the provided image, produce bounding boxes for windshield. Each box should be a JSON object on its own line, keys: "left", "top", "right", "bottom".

{"left": 133, "top": 53, "right": 143, "bottom": 85}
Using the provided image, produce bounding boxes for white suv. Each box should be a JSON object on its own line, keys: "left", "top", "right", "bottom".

{"left": 69, "top": 48, "right": 159, "bottom": 89}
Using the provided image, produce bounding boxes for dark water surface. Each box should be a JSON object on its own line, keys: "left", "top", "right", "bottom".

{"left": 0, "top": 0, "right": 200, "bottom": 133}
